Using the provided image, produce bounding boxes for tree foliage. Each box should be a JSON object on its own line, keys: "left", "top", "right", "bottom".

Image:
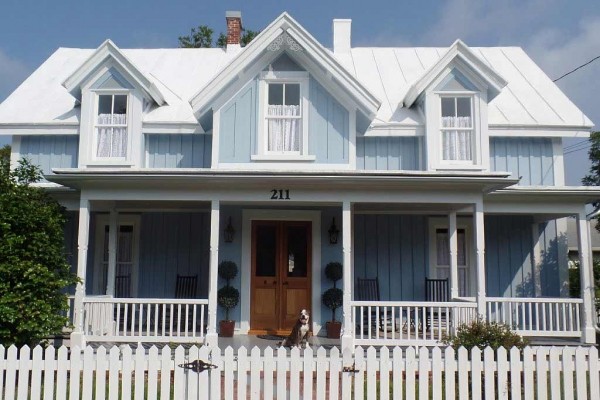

{"left": 583, "top": 131, "right": 600, "bottom": 230}
{"left": 0, "top": 158, "right": 78, "bottom": 346}
{"left": 178, "top": 25, "right": 259, "bottom": 48}
{"left": 442, "top": 318, "right": 528, "bottom": 351}
{"left": 0, "top": 144, "right": 10, "bottom": 176}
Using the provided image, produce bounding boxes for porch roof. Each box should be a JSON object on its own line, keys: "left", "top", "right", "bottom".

{"left": 489, "top": 186, "right": 600, "bottom": 204}
{"left": 47, "top": 168, "right": 516, "bottom": 193}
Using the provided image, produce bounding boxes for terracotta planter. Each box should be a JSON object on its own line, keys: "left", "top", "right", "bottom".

{"left": 326, "top": 321, "right": 342, "bottom": 339}
{"left": 219, "top": 320, "right": 235, "bottom": 337}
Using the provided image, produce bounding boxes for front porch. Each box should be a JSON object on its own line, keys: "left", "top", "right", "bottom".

{"left": 59, "top": 173, "right": 596, "bottom": 348}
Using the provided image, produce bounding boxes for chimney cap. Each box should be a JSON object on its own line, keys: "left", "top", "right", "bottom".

{"left": 226, "top": 10, "right": 242, "bottom": 18}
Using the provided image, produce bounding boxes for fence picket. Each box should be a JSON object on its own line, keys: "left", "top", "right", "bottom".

{"left": 483, "top": 346, "right": 495, "bottom": 400}
{"left": 303, "top": 347, "right": 314, "bottom": 400}
{"left": 316, "top": 346, "right": 328, "bottom": 399}
{"left": 173, "top": 346, "right": 185, "bottom": 400}
{"left": 523, "top": 347, "right": 535, "bottom": 400}
{"left": 135, "top": 344, "right": 146, "bottom": 400}
{"left": 81, "top": 346, "right": 94, "bottom": 400}
{"left": 405, "top": 347, "right": 416, "bottom": 399}
{"left": 497, "top": 347, "right": 509, "bottom": 400}
{"left": 471, "top": 347, "right": 482, "bottom": 400}
{"left": 458, "top": 347, "right": 469, "bottom": 400}
{"left": 575, "top": 347, "right": 588, "bottom": 400}
{"left": 16, "top": 345, "right": 31, "bottom": 400}
{"left": 121, "top": 345, "right": 133, "bottom": 400}
{"left": 367, "top": 346, "right": 378, "bottom": 400}
{"left": 329, "top": 347, "right": 341, "bottom": 400}
{"left": 198, "top": 345, "right": 211, "bottom": 400}
{"left": 444, "top": 347, "right": 456, "bottom": 400}
{"left": 392, "top": 347, "right": 403, "bottom": 400}
{"left": 250, "top": 346, "right": 262, "bottom": 400}
{"left": 341, "top": 346, "right": 353, "bottom": 400}
{"left": 354, "top": 347, "right": 366, "bottom": 399}
{"left": 147, "top": 346, "right": 159, "bottom": 400}
{"left": 536, "top": 347, "right": 548, "bottom": 400}
{"left": 276, "top": 347, "right": 287, "bottom": 399}
{"left": 562, "top": 347, "right": 574, "bottom": 400}
{"left": 238, "top": 346, "right": 249, "bottom": 400}
{"left": 263, "top": 347, "right": 274, "bottom": 400}
{"left": 31, "top": 345, "right": 43, "bottom": 400}
{"left": 549, "top": 347, "right": 561, "bottom": 400}
{"left": 379, "top": 346, "right": 391, "bottom": 400}
{"left": 223, "top": 346, "right": 235, "bottom": 400}
{"left": 589, "top": 347, "right": 600, "bottom": 399}
{"left": 108, "top": 346, "right": 120, "bottom": 400}
{"left": 509, "top": 347, "right": 522, "bottom": 400}
{"left": 160, "top": 346, "right": 172, "bottom": 400}
{"left": 419, "top": 347, "right": 430, "bottom": 400}
{"left": 94, "top": 346, "right": 106, "bottom": 400}
{"left": 5, "top": 345, "right": 18, "bottom": 400}
{"left": 290, "top": 347, "right": 301, "bottom": 400}
{"left": 186, "top": 345, "right": 199, "bottom": 400}
{"left": 0, "top": 345, "right": 4, "bottom": 400}
{"left": 210, "top": 346, "right": 221, "bottom": 400}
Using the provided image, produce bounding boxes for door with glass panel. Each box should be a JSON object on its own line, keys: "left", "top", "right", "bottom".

{"left": 250, "top": 221, "right": 312, "bottom": 334}
{"left": 433, "top": 228, "right": 470, "bottom": 297}
{"left": 93, "top": 215, "right": 140, "bottom": 297}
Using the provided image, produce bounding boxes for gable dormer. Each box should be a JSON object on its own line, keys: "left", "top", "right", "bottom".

{"left": 62, "top": 40, "right": 167, "bottom": 168}
{"left": 404, "top": 40, "right": 507, "bottom": 172}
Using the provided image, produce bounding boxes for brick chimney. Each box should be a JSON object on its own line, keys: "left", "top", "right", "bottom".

{"left": 226, "top": 11, "right": 242, "bottom": 50}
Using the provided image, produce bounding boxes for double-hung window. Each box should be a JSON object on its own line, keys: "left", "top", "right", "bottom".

{"left": 266, "top": 83, "right": 301, "bottom": 154}
{"left": 95, "top": 93, "right": 128, "bottom": 159}
{"left": 440, "top": 96, "right": 473, "bottom": 162}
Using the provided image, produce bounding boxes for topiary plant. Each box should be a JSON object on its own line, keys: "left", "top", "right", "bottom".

{"left": 218, "top": 260, "right": 238, "bottom": 285}
{"left": 322, "top": 287, "right": 343, "bottom": 322}
{"left": 217, "top": 286, "right": 240, "bottom": 321}
{"left": 442, "top": 318, "right": 528, "bottom": 351}
{"left": 325, "top": 261, "right": 343, "bottom": 288}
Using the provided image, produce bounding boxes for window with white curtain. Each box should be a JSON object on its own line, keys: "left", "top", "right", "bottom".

{"left": 440, "top": 96, "right": 473, "bottom": 162}
{"left": 95, "top": 94, "right": 128, "bottom": 158}
{"left": 266, "top": 83, "right": 301, "bottom": 153}
{"left": 435, "top": 228, "right": 469, "bottom": 297}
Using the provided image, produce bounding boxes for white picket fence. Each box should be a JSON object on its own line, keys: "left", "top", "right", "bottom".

{"left": 1, "top": 344, "right": 599, "bottom": 399}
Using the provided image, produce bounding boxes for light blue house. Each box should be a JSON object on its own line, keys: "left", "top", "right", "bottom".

{"left": 0, "top": 11, "right": 598, "bottom": 348}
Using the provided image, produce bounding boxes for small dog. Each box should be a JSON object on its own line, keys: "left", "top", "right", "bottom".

{"left": 279, "top": 309, "right": 311, "bottom": 348}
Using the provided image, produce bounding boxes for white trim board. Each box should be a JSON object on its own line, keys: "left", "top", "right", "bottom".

{"left": 240, "top": 209, "right": 322, "bottom": 335}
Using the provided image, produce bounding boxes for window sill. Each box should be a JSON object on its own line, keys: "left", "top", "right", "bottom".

{"left": 435, "top": 163, "right": 484, "bottom": 171}
{"left": 250, "top": 154, "right": 316, "bottom": 162}
{"left": 86, "top": 160, "right": 135, "bottom": 167}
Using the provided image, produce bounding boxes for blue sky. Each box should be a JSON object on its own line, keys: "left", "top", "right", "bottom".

{"left": 1, "top": 0, "right": 599, "bottom": 184}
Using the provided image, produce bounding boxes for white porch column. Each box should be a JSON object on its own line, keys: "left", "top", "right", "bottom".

{"left": 105, "top": 208, "right": 118, "bottom": 296}
{"left": 576, "top": 210, "right": 596, "bottom": 343}
{"left": 341, "top": 201, "right": 354, "bottom": 350}
{"left": 473, "top": 201, "right": 487, "bottom": 319}
{"left": 205, "top": 200, "right": 220, "bottom": 347}
{"left": 449, "top": 211, "right": 459, "bottom": 300}
{"left": 70, "top": 197, "right": 91, "bottom": 348}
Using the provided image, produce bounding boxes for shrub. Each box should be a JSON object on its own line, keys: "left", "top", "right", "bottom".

{"left": 217, "top": 286, "right": 240, "bottom": 321}
{"left": 324, "top": 262, "right": 343, "bottom": 287}
{"left": 442, "top": 318, "right": 528, "bottom": 351}
{"left": 218, "top": 260, "right": 238, "bottom": 284}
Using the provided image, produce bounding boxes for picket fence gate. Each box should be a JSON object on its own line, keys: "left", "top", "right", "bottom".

{"left": 1, "top": 344, "right": 599, "bottom": 399}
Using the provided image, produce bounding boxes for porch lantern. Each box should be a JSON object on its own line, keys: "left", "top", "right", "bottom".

{"left": 224, "top": 217, "right": 235, "bottom": 243}
{"left": 328, "top": 218, "right": 340, "bottom": 244}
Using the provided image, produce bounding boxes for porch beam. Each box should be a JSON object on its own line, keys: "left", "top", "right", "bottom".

{"left": 448, "top": 211, "right": 459, "bottom": 300}
{"left": 71, "top": 197, "right": 90, "bottom": 348}
{"left": 473, "top": 201, "right": 487, "bottom": 319}
{"left": 576, "top": 209, "right": 596, "bottom": 344}
{"left": 205, "top": 200, "right": 220, "bottom": 347}
{"left": 341, "top": 201, "right": 354, "bottom": 350}
{"left": 106, "top": 208, "right": 118, "bottom": 296}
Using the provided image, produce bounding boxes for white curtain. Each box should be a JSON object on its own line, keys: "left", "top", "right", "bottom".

{"left": 96, "top": 114, "right": 127, "bottom": 158}
{"left": 442, "top": 116, "right": 472, "bottom": 161}
{"left": 437, "top": 230, "right": 466, "bottom": 266}
{"left": 267, "top": 105, "right": 300, "bottom": 152}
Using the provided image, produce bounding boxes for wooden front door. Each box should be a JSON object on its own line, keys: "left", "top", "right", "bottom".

{"left": 250, "top": 221, "right": 312, "bottom": 334}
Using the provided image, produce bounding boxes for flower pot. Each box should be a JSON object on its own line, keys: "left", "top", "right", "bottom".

{"left": 326, "top": 321, "right": 342, "bottom": 339}
{"left": 219, "top": 320, "right": 235, "bottom": 337}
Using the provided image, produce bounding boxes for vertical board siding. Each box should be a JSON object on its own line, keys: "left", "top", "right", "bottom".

{"left": 490, "top": 137, "right": 555, "bottom": 185}
{"left": 219, "top": 81, "right": 257, "bottom": 163}
{"left": 353, "top": 215, "right": 428, "bottom": 300}
{"left": 146, "top": 134, "right": 212, "bottom": 168}
{"left": 309, "top": 78, "right": 349, "bottom": 163}
{"left": 538, "top": 220, "right": 568, "bottom": 297}
{"left": 356, "top": 137, "right": 421, "bottom": 170}
{"left": 19, "top": 135, "right": 79, "bottom": 177}
{"left": 138, "top": 212, "right": 210, "bottom": 298}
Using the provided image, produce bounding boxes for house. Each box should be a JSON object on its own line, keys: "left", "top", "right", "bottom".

{"left": 0, "top": 11, "right": 598, "bottom": 348}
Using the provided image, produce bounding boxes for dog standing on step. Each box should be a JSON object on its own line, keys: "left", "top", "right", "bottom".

{"left": 279, "top": 309, "right": 311, "bottom": 348}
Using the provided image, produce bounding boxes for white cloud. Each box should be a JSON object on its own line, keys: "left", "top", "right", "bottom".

{"left": 0, "top": 49, "right": 30, "bottom": 102}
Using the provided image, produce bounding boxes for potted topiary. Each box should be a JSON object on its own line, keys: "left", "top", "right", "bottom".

{"left": 322, "top": 261, "right": 343, "bottom": 338}
{"left": 217, "top": 260, "right": 239, "bottom": 337}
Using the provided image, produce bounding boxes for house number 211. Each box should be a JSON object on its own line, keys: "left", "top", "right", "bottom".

{"left": 270, "top": 189, "right": 291, "bottom": 200}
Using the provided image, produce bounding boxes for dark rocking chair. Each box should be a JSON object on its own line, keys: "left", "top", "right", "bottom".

{"left": 355, "top": 277, "right": 395, "bottom": 333}
{"left": 424, "top": 277, "right": 449, "bottom": 330}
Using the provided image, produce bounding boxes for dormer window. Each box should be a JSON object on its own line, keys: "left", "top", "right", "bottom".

{"left": 440, "top": 96, "right": 473, "bottom": 162}
{"left": 95, "top": 93, "right": 129, "bottom": 159}
{"left": 253, "top": 71, "right": 313, "bottom": 161}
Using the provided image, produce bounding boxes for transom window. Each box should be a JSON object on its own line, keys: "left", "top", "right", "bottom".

{"left": 96, "top": 94, "right": 128, "bottom": 158}
{"left": 266, "top": 83, "right": 301, "bottom": 153}
{"left": 440, "top": 96, "right": 473, "bottom": 162}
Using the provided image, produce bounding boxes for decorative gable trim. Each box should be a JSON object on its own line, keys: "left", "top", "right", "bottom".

{"left": 403, "top": 40, "right": 507, "bottom": 108}
{"left": 189, "top": 12, "right": 381, "bottom": 119}
{"left": 62, "top": 39, "right": 167, "bottom": 106}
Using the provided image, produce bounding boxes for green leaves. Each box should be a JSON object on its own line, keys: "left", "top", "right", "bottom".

{"left": 178, "top": 24, "right": 259, "bottom": 48}
{"left": 0, "top": 159, "right": 79, "bottom": 346}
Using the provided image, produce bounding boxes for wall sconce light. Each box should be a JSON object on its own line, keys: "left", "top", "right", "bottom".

{"left": 328, "top": 218, "right": 340, "bottom": 245}
{"left": 224, "top": 217, "right": 235, "bottom": 243}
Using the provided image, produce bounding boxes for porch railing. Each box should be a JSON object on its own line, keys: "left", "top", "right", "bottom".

{"left": 82, "top": 298, "right": 209, "bottom": 343}
{"left": 486, "top": 297, "right": 583, "bottom": 337}
{"left": 351, "top": 301, "right": 478, "bottom": 345}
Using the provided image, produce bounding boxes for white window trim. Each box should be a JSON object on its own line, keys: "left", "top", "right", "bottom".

{"left": 257, "top": 71, "right": 310, "bottom": 161}
{"left": 438, "top": 93, "right": 476, "bottom": 166}
{"left": 91, "top": 89, "right": 133, "bottom": 164}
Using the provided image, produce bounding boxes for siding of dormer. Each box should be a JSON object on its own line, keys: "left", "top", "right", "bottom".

{"left": 146, "top": 134, "right": 212, "bottom": 168}
{"left": 18, "top": 135, "right": 79, "bottom": 178}
{"left": 217, "top": 77, "right": 350, "bottom": 165}
{"left": 490, "top": 137, "right": 555, "bottom": 185}
{"left": 356, "top": 137, "right": 422, "bottom": 170}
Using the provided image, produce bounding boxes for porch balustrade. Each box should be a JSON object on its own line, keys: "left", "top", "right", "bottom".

{"left": 82, "top": 298, "right": 209, "bottom": 343}
{"left": 351, "top": 301, "right": 478, "bottom": 345}
{"left": 486, "top": 297, "right": 583, "bottom": 337}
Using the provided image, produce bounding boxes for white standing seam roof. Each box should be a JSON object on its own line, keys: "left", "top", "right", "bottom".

{"left": 0, "top": 44, "right": 593, "bottom": 129}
